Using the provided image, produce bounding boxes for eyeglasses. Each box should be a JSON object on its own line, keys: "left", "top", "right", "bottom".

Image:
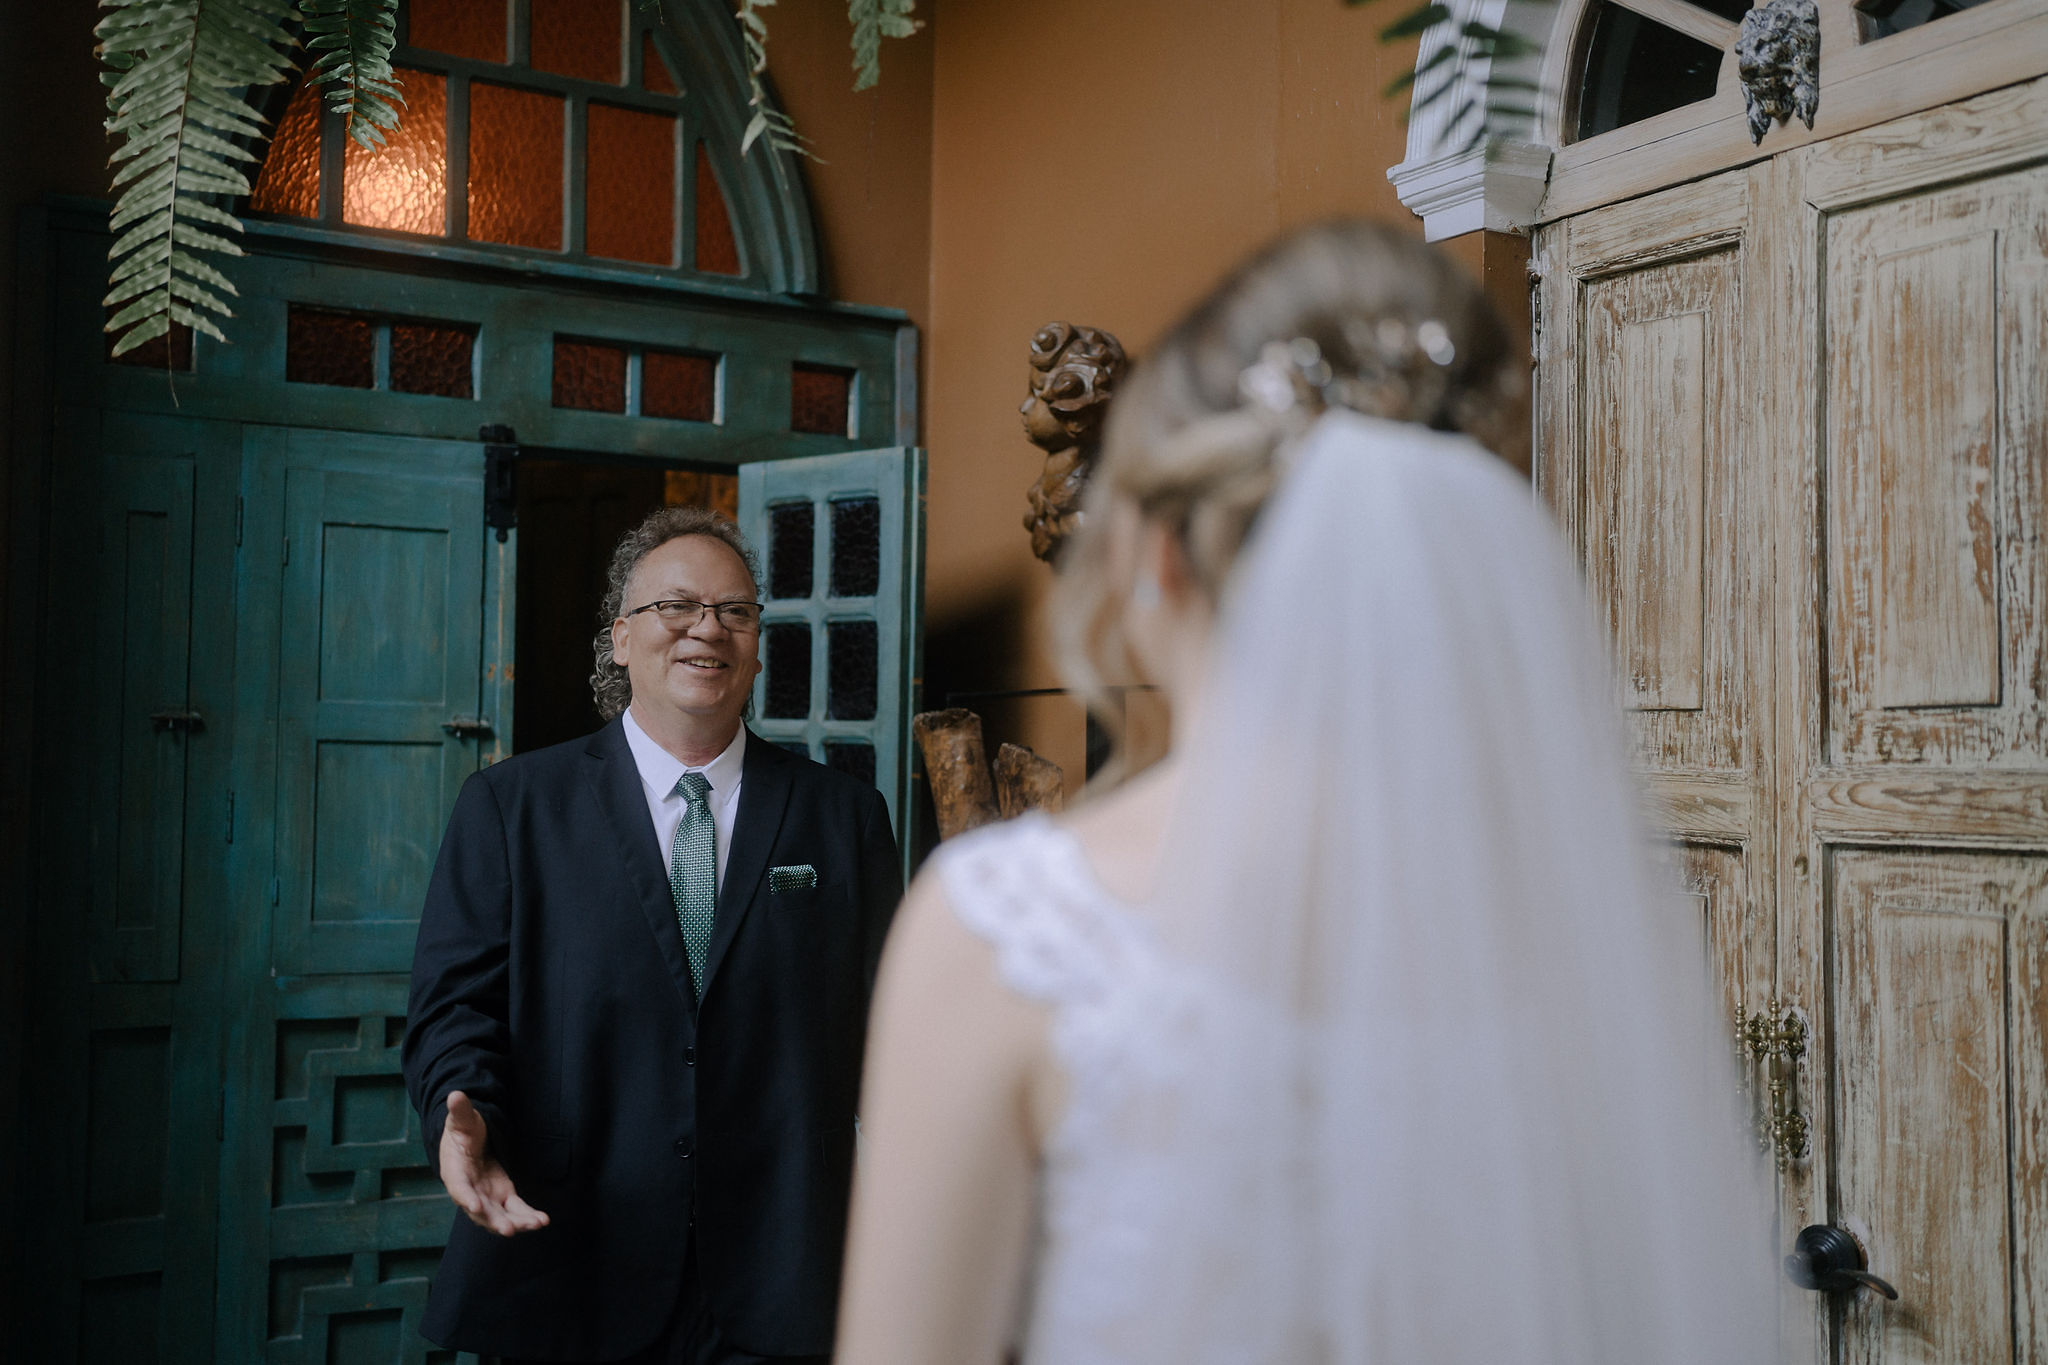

{"left": 624, "top": 598, "right": 765, "bottom": 632}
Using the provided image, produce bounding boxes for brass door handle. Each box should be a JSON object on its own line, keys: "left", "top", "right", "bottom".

{"left": 441, "top": 715, "right": 495, "bottom": 740}
{"left": 1742, "top": 999, "right": 1810, "bottom": 1167}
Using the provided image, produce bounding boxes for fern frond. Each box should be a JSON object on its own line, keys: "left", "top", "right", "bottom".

{"left": 298, "top": 0, "right": 403, "bottom": 150}
{"left": 97, "top": 0, "right": 298, "bottom": 356}
{"left": 848, "top": 0, "right": 918, "bottom": 93}
{"left": 734, "top": 0, "right": 819, "bottom": 159}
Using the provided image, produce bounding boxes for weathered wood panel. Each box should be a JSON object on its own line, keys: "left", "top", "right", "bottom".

{"left": 1830, "top": 847, "right": 2046, "bottom": 1365}
{"left": 1582, "top": 247, "right": 1745, "bottom": 771}
{"left": 1825, "top": 164, "right": 2048, "bottom": 767}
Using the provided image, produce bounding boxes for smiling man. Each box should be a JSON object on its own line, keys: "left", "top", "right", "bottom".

{"left": 403, "top": 506, "right": 903, "bottom": 1365}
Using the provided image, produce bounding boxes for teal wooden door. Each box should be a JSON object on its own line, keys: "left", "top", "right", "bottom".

{"left": 215, "top": 427, "right": 505, "bottom": 1365}
{"left": 739, "top": 447, "right": 925, "bottom": 860}
{"left": 23, "top": 408, "right": 240, "bottom": 1362}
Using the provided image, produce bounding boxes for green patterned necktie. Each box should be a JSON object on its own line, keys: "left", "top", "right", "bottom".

{"left": 669, "top": 771, "right": 717, "bottom": 997}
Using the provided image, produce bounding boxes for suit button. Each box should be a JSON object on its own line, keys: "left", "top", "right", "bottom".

{"left": 674, "top": 1141, "right": 692, "bottom": 1158}
{"left": 684, "top": 1046, "right": 696, "bottom": 1065}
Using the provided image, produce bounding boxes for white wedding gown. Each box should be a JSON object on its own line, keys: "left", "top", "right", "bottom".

{"left": 928, "top": 412, "right": 1779, "bottom": 1365}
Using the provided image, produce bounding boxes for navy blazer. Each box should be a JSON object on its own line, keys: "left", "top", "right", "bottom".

{"left": 402, "top": 718, "right": 902, "bottom": 1360}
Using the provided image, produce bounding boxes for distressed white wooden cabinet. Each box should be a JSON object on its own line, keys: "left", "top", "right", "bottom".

{"left": 1531, "top": 67, "right": 2048, "bottom": 1365}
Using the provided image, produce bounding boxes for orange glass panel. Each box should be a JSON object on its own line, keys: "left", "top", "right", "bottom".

{"left": 287, "top": 307, "right": 375, "bottom": 388}
{"left": 552, "top": 339, "right": 626, "bottom": 411}
{"left": 791, "top": 364, "right": 853, "bottom": 436}
{"left": 694, "top": 144, "right": 740, "bottom": 275}
{"left": 407, "top": 0, "right": 507, "bottom": 62}
{"left": 644, "top": 350, "right": 717, "bottom": 421}
{"left": 587, "top": 104, "right": 675, "bottom": 264}
{"left": 642, "top": 33, "right": 679, "bottom": 94}
{"left": 391, "top": 321, "right": 476, "bottom": 398}
{"left": 250, "top": 76, "right": 323, "bottom": 219}
{"left": 531, "top": 0, "right": 622, "bottom": 83}
{"left": 469, "top": 83, "right": 564, "bottom": 250}
{"left": 664, "top": 470, "right": 738, "bottom": 520}
{"left": 342, "top": 67, "right": 447, "bottom": 235}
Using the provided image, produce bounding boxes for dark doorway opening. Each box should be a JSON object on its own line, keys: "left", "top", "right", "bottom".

{"left": 514, "top": 455, "right": 738, "bottom": 753}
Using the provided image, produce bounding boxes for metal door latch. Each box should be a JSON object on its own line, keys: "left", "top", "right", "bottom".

{"left": 1742, "top": 999, "right": 1810, "bottom": 1168}
{"left": 150, "top": 708, "right": 205, "bottom": 734}
{"left": 442, "top": 715, "right": 496, "bottom": 740}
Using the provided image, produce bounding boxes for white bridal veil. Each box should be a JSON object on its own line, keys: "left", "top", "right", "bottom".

{"left": 1126, "top": 410, "right": 1778, "bottom": 1364}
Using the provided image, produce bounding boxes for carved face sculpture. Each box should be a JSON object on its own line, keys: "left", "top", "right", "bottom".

{"left": 1019, "top": 322, "right": 1129, "bottom": 454}
{"left": 1735, "top": 0, "right": 1820, "bottom": 144}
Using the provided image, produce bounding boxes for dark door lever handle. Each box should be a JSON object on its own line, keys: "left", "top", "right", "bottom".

{"left": 442, "top": 715, "right": 495, "bottom": 740}
{"left": 150, "top": 708, "right": 205, "bottom": 734}
{"left": 1785, "top": 1225, "right": 1899, "bottom": 1300}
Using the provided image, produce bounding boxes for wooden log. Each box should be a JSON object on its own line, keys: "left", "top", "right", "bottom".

{"left": 993, "top": 743, "right": 1065, "bottom": 819}
{"left": 912, "top": 709, "right": 1000, "bottom": 839}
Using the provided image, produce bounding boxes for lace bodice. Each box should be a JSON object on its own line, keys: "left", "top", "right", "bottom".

{"left": 934, "top": 814, "right": 1300, "bottom": 1365}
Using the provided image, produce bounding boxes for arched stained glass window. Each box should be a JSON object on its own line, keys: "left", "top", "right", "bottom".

{"left": 249, "top": 0, "right": 746, "bottom": 279}
{"left": 1570, "top": 0, "right": 1751, "bottom": 140}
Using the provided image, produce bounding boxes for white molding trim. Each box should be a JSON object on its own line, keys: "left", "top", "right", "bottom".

{"left": 1388, "top": 141, "right": 1554, "bottom": 240}
{"left": 1385, "top": 0, "right": 1560, "bottom": 238}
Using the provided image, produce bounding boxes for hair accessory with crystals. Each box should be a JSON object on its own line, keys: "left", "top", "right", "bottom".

{"left": 1237, "top": 320, "right": 1458, "bottom": 422}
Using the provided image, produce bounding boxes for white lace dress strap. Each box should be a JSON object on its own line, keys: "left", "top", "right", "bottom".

{"left": 932, "top": 813, "right": 1157, "bottom": 1015}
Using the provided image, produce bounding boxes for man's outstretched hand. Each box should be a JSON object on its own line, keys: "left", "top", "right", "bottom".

{"left": 439, "top": 1090, "right": 551, "bottom": 1237}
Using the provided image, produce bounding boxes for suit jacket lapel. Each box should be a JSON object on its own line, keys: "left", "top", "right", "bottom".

{"left": 582, "top": 718, "right": 698, "bottom": 1014}
{"left": 701, "top": 729, "right": 792, "bottom": 1002}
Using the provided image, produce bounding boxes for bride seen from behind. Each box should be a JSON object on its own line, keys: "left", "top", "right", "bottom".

{"left": 836, "top": 221, "right": 1778, "bottom": 1365}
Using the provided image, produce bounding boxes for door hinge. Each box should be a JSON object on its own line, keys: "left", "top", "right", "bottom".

{"left": 217, "top": 1090, "right": 225, "bottom": 1142}
{"left": 234, "top": 496, "right": 244, "bottom": 547}
{"left": 270, "top": 876, "right": 281, "bottom": 906}
{"left": 282, "top": 534, "right": 290, "bottom": 566}
{"left": 225, "top": 790, "right": 235, "bottom": 844}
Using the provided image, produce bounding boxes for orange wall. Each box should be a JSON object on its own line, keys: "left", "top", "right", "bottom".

{"left": 917, "top": 0, "right": 1444, "bottom": 783}
{"left": 758, "top": 0, "right": 936, "bottom": 333}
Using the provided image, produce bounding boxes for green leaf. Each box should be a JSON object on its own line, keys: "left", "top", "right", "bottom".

{"left": 1383, "top": 41, "right": 1456, "bottom": 97}
{"left": 1380, "top": 4, "right": 1449, "bottom": 41}
{"left": 108, "top": 311, "right": 172, "bottom": 358}
{"left": 101, "top": 0, "right": 298, "bottom": 357}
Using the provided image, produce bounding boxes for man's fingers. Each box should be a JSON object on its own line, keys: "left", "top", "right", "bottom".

{"left": 501, "top": 1191, "right": 551, "bottom": 1232}
{"left": 444, "top": 1091, "right": 487, "bottom": 1141}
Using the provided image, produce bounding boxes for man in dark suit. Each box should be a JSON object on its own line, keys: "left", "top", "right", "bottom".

{"left": 403, "top": 506, "right": 903, "bottom": 1364}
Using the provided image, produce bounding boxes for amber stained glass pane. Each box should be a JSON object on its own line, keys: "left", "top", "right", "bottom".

{"left": 250, "top": 76, "right": 323, "bottom": 219}
{"left": 407, "top": 0, "right": 507, "bottom": 62}
{"left": 551, "top": 339, "right": 626, "bottom": 411}
{"left": 106, "top": 319, "right": 195, "bottom": 371}
{"left": 829, "top": 497, "right": 881, "bottom": 597}
{"left": 663, "top": 469, "right": 738, "bottom": 519}
{"left": 643, "top": 350, "right": 716, "bottom": 422}
{"left": 587, "top": 104, "right": 675, "bottom": 264}
{"left": 825, "top": 742, "right": 876, "bottom": 786}
{"left": 694, "top": 144, "right": 741, "bottom": 275}
{"left": 531, "top": 0, "right": 622, "bottom": 82}
{"left": 287, "top": 306, "right": 375, "bottom": 388}
{"left": 390, "top": 321, "right": 475, "bottom": 398}
{"left": 642, "top": 33, "right": 680, "bottom": 93}
{"left": 343, "top": 68, "right": 448, "bottom": 234}
{"left": 470, "top": 83, "right": 564, "bottom": 249}
{"left": 768, "top": 502, "right": 815, "bottom": 599}
{"left": 764, "top": 624, "right": 813, "bottom": 719}
{"left": 791, "top": 364, "right": 853, "bottom": 436}
{"left": 827, "top": 620, "right": 878, "bottom": 721}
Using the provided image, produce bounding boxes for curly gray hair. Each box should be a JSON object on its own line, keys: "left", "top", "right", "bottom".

{"left": 591, "top": 505, "right": 762, "bottom": 721}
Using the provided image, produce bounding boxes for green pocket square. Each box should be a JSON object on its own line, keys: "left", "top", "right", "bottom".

{"left": 770, "top": 864, "right": 818, "bottom": 893}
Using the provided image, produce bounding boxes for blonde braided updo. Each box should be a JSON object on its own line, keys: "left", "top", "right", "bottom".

{"left": 1053, "top": 220, "right": 1524, "bottom": 758}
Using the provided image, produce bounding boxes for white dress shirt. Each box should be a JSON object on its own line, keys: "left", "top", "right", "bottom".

{"left": 621, "top": 708, "right": 746, "bottom": 894}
